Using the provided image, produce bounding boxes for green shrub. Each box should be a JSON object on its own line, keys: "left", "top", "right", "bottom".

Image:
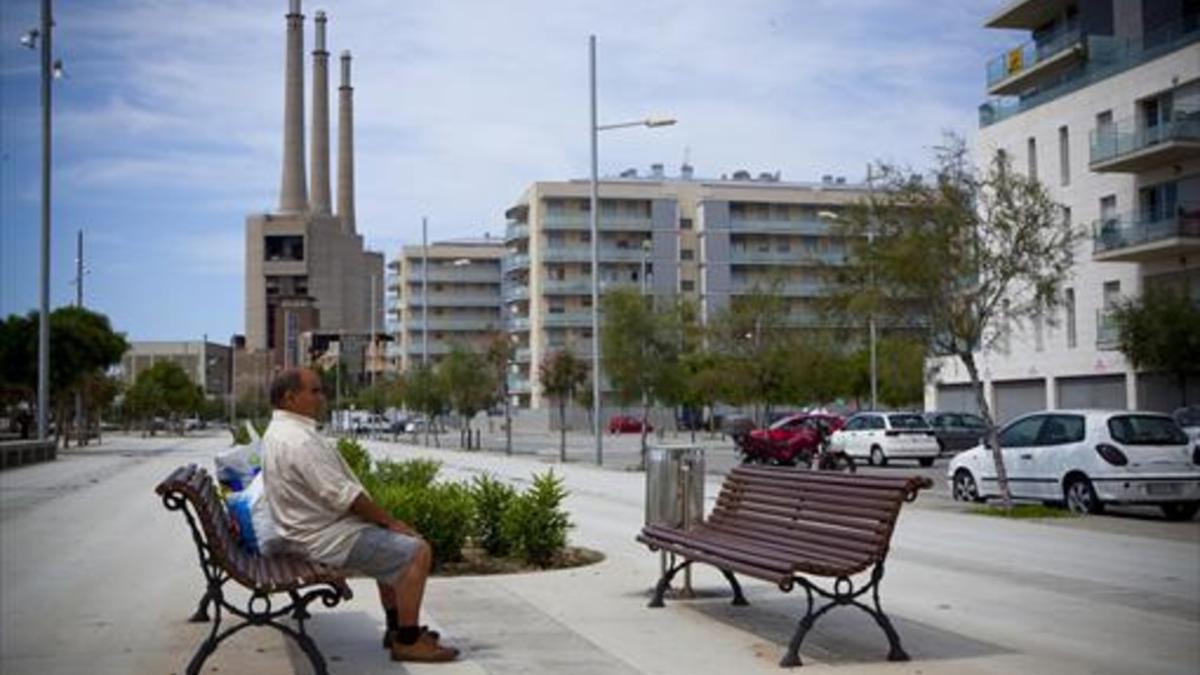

{"left": 502, "top": 471, "right": 572, "bottom": 567}
{"left": 337, "top": 437, "right": 373, "bottom": 482}
{"left": 374, "top": 458, "right": 441, "bottom": 489}
{"left": 376, "top": 480, "right": 474, "bottom": 569}
{"left": 471, "top": 474, "right": 517, "bottom": 557}
{"left": 229, "top": 420, "right": 268, "bottom": 446}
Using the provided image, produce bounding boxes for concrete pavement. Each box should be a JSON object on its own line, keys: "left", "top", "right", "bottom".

{"left": 1, "top": 432, "right": 1197, "bottom": 674}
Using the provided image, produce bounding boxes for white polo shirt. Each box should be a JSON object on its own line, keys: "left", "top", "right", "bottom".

{"left": 262, "top": 409, "right": 372, "bottom": 567}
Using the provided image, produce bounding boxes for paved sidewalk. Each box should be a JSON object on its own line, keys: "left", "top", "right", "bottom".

{"left": 1, "top": 434, "right": 1197, "bottom": 674}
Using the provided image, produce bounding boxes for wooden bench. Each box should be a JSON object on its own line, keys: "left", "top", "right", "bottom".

{"left": 155, "top": 464, "right": 353, "bottom": 675}
{"left": 637, "top": 465, "right": 931, "bottom": 667}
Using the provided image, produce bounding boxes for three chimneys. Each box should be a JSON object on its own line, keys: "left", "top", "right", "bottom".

{"left": 278, "top": 0, "right": 355, "bottom": 234}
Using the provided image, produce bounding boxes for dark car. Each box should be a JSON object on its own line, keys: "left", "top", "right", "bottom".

{"left": 608, "top": 415, "right": 652, "bottom": 434}
{"left": 925, "top": 412, "right": 988, "bottom": 454}
{"left": 740, "top": 413, "right": 846, "bottom": 466}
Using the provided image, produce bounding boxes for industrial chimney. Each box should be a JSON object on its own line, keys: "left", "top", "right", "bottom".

{"left": 309, "top": 10, "right": 332, "bottom": 215}
{"left": 336, "top": 49, "right": 356, "bottom": 234}
{"left": 279, "top": 0, "right": 308, "bottom": 213}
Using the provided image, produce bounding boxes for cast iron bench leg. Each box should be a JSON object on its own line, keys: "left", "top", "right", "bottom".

{"left": 648, "top": 559, "right": 692, "bottom": 607}
{"left": 720, "top": 569, "right": 749, "bottom": 606}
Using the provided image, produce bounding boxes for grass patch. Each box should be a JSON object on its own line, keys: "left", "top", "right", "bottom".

{"left": 970, "top": 503, "right": 1078, "bottom": 519}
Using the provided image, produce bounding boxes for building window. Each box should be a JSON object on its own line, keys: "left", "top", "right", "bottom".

{"left": 1058, "top": 125, "right": 1070, "bottom": 186}
{"left": 680, "top": 218, "right": 693, "bottom": 230}
{"left": 680, "top": 248, "right": 695, "bottom": 261}
{"left": 680, "top": 279, "right": 695, "bottom": 292}
{"left": 1065, "top": 288, "right": 1076, "bottom": 348}
{"left": 1027, "top": 137, "right": 1037, "bottom": 180}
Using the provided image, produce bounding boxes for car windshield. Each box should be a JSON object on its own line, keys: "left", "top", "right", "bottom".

{"left": 888, "top": 414, "right": 929, "bottom": 429}
{"left": 1108, "top": 415, "right": 1189, "bottom": 446}
{"left": 961, "top": 414, "right": 987, "bottom": 429}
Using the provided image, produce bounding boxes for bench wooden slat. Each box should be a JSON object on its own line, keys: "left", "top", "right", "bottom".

{"left": 709, "top": 508, "right": 888, "bottom": 550}
{"left": 701, "top": 519, "right": 883, "bottom": 567}
{"left": 721, "top": 482, "right": 904, "bottom": 515}
{"left": 714, "top": 491, "right": 897, "bottom": 528}
{"left": 684, "top": 526, "right": 871, "bottom": 573}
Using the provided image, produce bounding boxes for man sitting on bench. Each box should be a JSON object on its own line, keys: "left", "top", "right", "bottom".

{"left": 263, "top": 368, "right": 459, "bottom": 663}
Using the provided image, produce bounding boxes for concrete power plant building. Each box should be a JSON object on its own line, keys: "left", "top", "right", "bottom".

{"left": 929, "top": 0, "right": 1200, "bottom": 421}
{"left": 244, "top": 0, "right": 384, "bottom": 371}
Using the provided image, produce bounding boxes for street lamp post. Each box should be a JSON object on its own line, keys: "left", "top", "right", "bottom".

{"left": 588, "top": 34, "right": 675, "bottom": 466}
{"left": 26, "top": 0, "right": 55, "bottom": 441}
{"left": 421, "top": 216, "right": 429, "bottom": 367}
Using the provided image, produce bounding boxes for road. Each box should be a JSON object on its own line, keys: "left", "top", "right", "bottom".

{"left": 1, "top": 431, "right": 1197, "bottom": 674}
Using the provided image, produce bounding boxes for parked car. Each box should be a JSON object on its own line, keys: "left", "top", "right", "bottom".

{"left": 354, "top": 414, "right": 391, "bottom": 435}
{"left": 740, "top": 413, "right": 846, "bottom": 466}
{"left": 1173, "top": 405, "right": 1200, "bottom": 442}
{"left": 947, "top": 410, "right": 1200, "bottom": 520}
{"left": 828, "top": 412, "right": 940, "bottom": 467}
{"left": 925, "top": 412, "right": 988, "bottom": 454}
{"left": 608, "top": 415, "right": 651, "bottom": 434}
{"left": 718, "top": 414, "right": 756, "bottom": 441}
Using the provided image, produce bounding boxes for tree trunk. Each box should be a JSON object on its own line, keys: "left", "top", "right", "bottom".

{"left": 559, "top": 398, "right": 567, "bottom": 463}
{"left": 961, "top": 351, "right": 1011, "bottom": 510}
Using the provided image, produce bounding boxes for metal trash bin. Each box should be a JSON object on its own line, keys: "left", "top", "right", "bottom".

{"left": 645, "top": 444, "right": 705, "bottom": 596}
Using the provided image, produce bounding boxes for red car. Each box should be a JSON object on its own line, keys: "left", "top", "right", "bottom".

{"left": 608, "top": 415, "right": 652, "bottom": 434}
{"left": 739, "top": 413, "right": 846, "bottom": 465}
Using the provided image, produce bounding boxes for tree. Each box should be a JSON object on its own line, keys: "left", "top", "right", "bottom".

{"left": 404, "top": 364, "right": 446, "bottom": 447}
{"left": 706, "top": 285, "right": 792, "bottom": 425}
{"left": 439, "top": 344, "right": 499, "bottom": 449}
{"left": 1113, "top": 290, "right": 1200, "bottom": 406}
{"left": 125, "top": 361, "right": 204, "bottom": 434}
{"left": 601, "top": 289, "right": 688, "bottom": 464}
{"left": 830, "top": 134, "right": 1080, "bottom": 508}
{"left": 0, "top": 307, "right": 128, "bottom": 444}
{"left": 538, "top": 349, "right": 588, "bottom": 462}
{"left": 483, "top": 331, "right": 515, "bottom": 454}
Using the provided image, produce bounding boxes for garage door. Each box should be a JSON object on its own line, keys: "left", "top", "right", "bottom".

{"left": 1057, "top": 375, "right": 1126, "bottom": 410}
{"left": 936, "top": 383, "right": 982, "bottom": 414}
{"left": 1137, "top": 373, "right": 1200, "bottom": 414}
{"left": 993, "top": 379, "right": 1046, "bottom": 424}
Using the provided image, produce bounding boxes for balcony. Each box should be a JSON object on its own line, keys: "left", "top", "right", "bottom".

{"left": 503, "top": 285, "right": 530, "bottom": 302}
{"left": 513, "top": 347, "right": 532, "bottom": 363}
{"left": 731, "top": 280, "right": 828, "bottom": 297}
{"left": 985, "top": 28, "right": 1085, "bottom": 96}
{"left": 505, "top": 223, "right": 529, "bottom": 242}
{"left": 1089, "top": 112, "right": 1200, "bottom": 173}
{"left": 542, "top": 213, "right": 655, "bottom": 231}
{"left": 985, "top": 0, "right": 1076, "bottom": 30}
{"left": 507, "top": 316, "right": 531, "bottom": 332}
{"left": 729, "top": 249, "right": 846, "bottom": 266}
{"left": 980, "top": 21, "right": 1200, "bottom": 128}
{"left": 507, "top": 374, "right": 531, "bottom": 394}
{"left": 410, "top": 317, "right": 501, "bottom": 331}
{"left": 1095, "top": 309, "right": 1120, "bottom": 350}
{"left": 541, "top": 311, "right": 593, "bottom": 328}
{"left": 542, "top": 246, "right": 650, "bottom": 264}
{"left": 1092, "top": 206, "right": 1200, "bottom": 263}
{"left": 404, "top": 342, "right": 453, "bottom": 356}
{"left": 408, "top": 267, "right": 502, "bottom": 283}
{"left": 727, "top": 217, "right": 831, "bottom": 235}
{"left": 502, "top": 254, "right": 530, "bottom": 275}
{"left": 407, "top": 292, "right": 501, "bottom": 308}
{"left": 542, "top": 279, "right": 639, "bottom": 295}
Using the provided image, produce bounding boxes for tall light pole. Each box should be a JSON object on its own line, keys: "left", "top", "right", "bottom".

{"left": 421, "top": 216, "right": 429, "bottom": 367}
{"left": 588, "top": 34, "right": 675, "bottom": 466}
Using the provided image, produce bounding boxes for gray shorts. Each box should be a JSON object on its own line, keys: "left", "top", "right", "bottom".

{"left": 343, "top": 527, "right": 421, "bottom": 584}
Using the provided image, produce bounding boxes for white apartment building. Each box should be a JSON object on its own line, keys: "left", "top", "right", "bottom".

{"left": 387, "top": 237, "right": 506, "bottom": 371}
{"left": 929, "top": 0, "right": 1200, "bottom": 422}
{"left": 505, "top": 166, "right": 871, "bottom": 410}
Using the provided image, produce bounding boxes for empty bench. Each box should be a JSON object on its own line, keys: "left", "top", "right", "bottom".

{"left": 637, "top": 465, "right": 931, "bottom": 667}
{"left": 155, "top": 464, "right": 353, "bottom": 675}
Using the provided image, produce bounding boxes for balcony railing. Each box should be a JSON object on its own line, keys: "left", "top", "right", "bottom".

{"left": 727, "top": 217, "right": 832, "bottom": 235}
{"left": 501, "top": 254, "right": 530, "bottom": 275}
{"left": 1092, "top": 205, "right": 1200, "bottom": 254}
{"left": 507, "top": 374, "right": 531, "bottom": 393}
{"left": 410, "top": 317, "right": 501, "bottom": 331}
{"left": 541, "top": 311, "right": 593, "bottom": 328}
{"left": 503, "top": 285, "right": 530, "bottom": 302}
{"left": 542, "top": 246, "right": 651, "bottom": 263}
{"left": 729, "top": 250, "right": 846, "bottom": 265}
{"left": 407, "top": 292, "right": 502, "bottom": 307}
{"left": 731, "top": 280, "right": 828, "bottom": 297}
{"left": 1089, "top": 111, "right": 1200, "bottom": 168}
{"left": 1095, "top": 309, "right": 1120, "bottom": 349}
{"left": 985, "top": 27, "right": 1084, "bottom": 91}
{"left": 507, "top": 317, "right": 531, "bottom": 332}
{"left": 505, "top": 223, "right": 529, "bottom": 241}
{"left": 541, "top": 279, "right": 640, "bottom": 295}
{"left": 542, "top": 213, "right": 655, "bottom": 231}
{"left": 979, "top": 20, "right": 1200, "bottom": 127}
{"left": 407, "top": 268, "right": 502, "bottom": 283}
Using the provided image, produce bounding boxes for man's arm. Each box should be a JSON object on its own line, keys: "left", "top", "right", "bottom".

{"left": 348, "top": 492, "right": 418, "bottom": 537}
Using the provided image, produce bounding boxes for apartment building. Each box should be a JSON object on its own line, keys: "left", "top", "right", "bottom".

{"left": 930, "top": 0, "right": 1200, "bottom": 421}
{"left": 388, "top": 237, "right": 506, "bottom": 371}
{"left": 505, "top": 166, "right": 871, "bottom": 410}
{"left": 121, "top": 340, "right": 232, "bottom": 400}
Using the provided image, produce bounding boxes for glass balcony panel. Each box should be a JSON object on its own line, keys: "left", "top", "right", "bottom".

{"left": 1089, "top": 110, "right": 1200, "bottom": 169}
{"left": 985, "top": 27, "right": 1084, "bottom": 90}
{"left": 1092, "top": 204, "right": 1200, "bottom": 254}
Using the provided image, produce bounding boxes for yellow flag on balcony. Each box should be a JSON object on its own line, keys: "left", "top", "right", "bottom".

{"left": 1006, "top": 47, "right": 1024, "bottom": 74}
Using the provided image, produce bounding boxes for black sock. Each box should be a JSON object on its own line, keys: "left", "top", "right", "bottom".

{"left": 385, "top": 609, "right": 399, "bottom": 632}
{"left": 396, "top": 625, "right": 421, "bottom": 645}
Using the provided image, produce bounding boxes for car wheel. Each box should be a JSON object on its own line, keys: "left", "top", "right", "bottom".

{"left": 1064, "top": 476, "right": 1104, "bottom": 515}
{"left": 919, "top": 457, "right": 935, "bottom": 468}
{"left": 1160, "top": 501, "right": 1200, "bottom": 521}
{"left": 870, "top": 445, "right": 887, "bottom": 467}
{"left": 952, "top": 469, "right": 983, "bottom": 503}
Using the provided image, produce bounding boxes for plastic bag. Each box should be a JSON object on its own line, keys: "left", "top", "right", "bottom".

{"left": 216, "top": 421, "right": 263, "bottom": 492}
{"left": 225, "top": 471, "right": 281, "bottom": 555}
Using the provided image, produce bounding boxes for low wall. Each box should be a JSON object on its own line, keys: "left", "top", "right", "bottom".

{"left": 1, "top": 440, "right": 57, "bottom": 470}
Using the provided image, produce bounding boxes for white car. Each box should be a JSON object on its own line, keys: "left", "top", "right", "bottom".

{"left": 948, "top": 410, "right": 1200, "bottom": 520}
{"left": 828, "top": 412, "right": 940, "bottom": 467}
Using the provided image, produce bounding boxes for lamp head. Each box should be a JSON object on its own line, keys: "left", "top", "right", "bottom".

{"left": 20, "top": 30, "right": 39, "bottom": 49}
{"left": 644, "top": 117, "right": 676, "bottom": 128}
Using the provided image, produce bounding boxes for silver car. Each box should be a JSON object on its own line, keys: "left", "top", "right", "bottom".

{"left": 948, "top": 410, "right": 1200, "bottom": 520}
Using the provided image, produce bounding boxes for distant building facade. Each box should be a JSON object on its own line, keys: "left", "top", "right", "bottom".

{"left": 387, "top": 238, "right": 506, "bottom": 371}
{"left": 121, "top": 340, "right": 231, "bottom": 400}
{"left": 504, "top": 166, "right": 871, "bottom": 410}
{"left": 929, "top": 0, "right": 1200, "bottom": 421}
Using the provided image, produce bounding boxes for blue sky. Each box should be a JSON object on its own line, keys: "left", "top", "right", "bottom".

{"left": 0, "top": 0, "right": 1015, "bottom": 342}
